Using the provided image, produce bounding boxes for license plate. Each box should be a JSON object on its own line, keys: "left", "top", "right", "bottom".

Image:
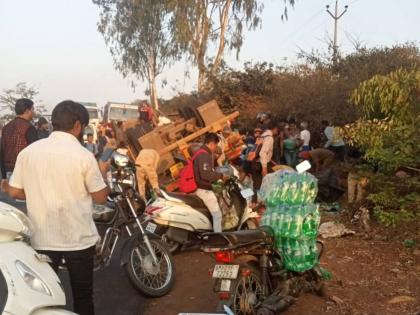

{"left": 240, "top": 188, "right": 254, "bottom": 199}
{"left": 212, "top": 264, "right": 239, "bottom": 279}
{"left": 145, "top": 222, "right": 157, "bottom": 233}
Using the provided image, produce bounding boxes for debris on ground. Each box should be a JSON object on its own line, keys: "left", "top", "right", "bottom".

{"left": 329, "top": 295, "right": 345, "bottom": 306}
{"left": 387, "top": 295, "right": 416, "bottom": 304}
{"left": 320, "top": 202, "right": 341, "bottom": 213}
{"left": 318, "top": 222, "right": 356, "bottom": 239}
{"left": 403, "top": 239, "right": 416, "bottom": 248}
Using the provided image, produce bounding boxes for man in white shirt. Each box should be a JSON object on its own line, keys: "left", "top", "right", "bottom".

{"left": 322, "top": 120, "right": 346, "bottom": 161}
{"left": 250, "top": 121, "right": 278, "bottom": 202}
{"left": 299, "top": 121, "right": 311, "bottom": 151}
{"left": 1, "top": 100, "right": 109, "bottom": 315}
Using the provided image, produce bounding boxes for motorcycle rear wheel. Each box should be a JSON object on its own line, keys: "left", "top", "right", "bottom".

{"left": 230, "top": 264, "right": 264, "bottom": 315}
{"left": 125, "top": 238, "right": 175, "bottom": 297}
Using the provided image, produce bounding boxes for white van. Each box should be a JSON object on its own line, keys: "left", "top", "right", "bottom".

{"left": 102, "top": 102, "right": 139, "bottom": 123}
{"left": 80, "top": 102, "right": 101, "bottom": 127}
{"left": 80, "top": 102, "right": 100, "bottom": 143}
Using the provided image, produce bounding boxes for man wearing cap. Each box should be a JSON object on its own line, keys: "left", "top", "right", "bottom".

{"left": 299, "top": 148, "right": 335, "bottom": 173}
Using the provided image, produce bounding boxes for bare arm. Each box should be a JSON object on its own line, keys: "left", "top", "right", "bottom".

{"left": 90, "top": 186, "right": 110, "bottom": 205}
{"left": 1, "top": 180, "right": 26, "bottom": 200}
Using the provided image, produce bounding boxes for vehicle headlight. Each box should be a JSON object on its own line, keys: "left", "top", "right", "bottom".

{"left": 15, "top": 260, "right": 51, "bottom": 296}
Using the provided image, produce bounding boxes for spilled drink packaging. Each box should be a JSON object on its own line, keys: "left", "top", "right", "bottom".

{"left": 259, "top": 171, "right": 320, "bottom": 273}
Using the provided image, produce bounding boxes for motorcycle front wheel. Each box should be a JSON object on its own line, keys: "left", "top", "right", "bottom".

{"left": 125, "top": 238, "right": 175, "bottom": 297}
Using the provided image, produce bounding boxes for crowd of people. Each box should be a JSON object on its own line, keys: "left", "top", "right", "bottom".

{"left": 235, "top": 112, "right": 346, "bottom": 201}
{"left": 0, "top": 99, "right": 348, "bottom": 315}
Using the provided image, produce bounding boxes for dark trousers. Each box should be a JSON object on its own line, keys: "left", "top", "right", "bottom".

{"left": 251, "top": 161, "right": 272, "bottom": 202}
{"left": 327, "top": 145, "right": 346, "bottom": 162}
{"left": 38, "top": 246, "right": 95, "bottom": 315}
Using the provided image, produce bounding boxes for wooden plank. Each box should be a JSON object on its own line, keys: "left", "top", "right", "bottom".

{"left": 197, "top": 100, "right": 225, "bottom": 126}
{"left": 157, "top": 111, "right": 239, "bottom": 156}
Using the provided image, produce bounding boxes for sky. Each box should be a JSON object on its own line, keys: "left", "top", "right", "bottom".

{"left": 0, "top": 0, "right": 419, "bottom": 112}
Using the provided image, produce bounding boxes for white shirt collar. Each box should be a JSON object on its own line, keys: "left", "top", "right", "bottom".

{"left": 49, "top": 131, "right": 81, "bottom": 144}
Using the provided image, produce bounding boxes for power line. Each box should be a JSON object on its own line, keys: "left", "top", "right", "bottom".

{"left": 286, "top": 8, "right": 325, "bottom": 40}
{"left": 278, "top": 8, "right": 325, "bottom": 50}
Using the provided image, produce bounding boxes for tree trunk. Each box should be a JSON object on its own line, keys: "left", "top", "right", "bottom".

{"left": 197, "top": 67, "right": 207, "bottom": 92}
{"left": 147, "top": 55, "right": 159, "bottom": 110}
{"left": 210, "top": 0, "right": 231, "bottom": 77}
{"left": 150, "top": 76, "right": 159, "bottom": 111}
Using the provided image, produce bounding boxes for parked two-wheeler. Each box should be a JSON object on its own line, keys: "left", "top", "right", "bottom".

{"left": 0, "top": 202, "right": 76, "bottom": 315}
{"left": 144, "top": 174, "right": 259, "bottom": 253}
{"left": 202, "top": 227, "right": 324, "bottom": 315}
{"left": 92, "top": 152, "right": 175, "bottom": 297}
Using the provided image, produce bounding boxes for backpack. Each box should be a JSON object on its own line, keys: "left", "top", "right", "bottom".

{"left": 178, "top": 149, "right": 206, "bottom": 193}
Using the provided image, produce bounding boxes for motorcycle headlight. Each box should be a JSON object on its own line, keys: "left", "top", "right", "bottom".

{"left": 15, "top": 260, "right": 52, "bottom": 296}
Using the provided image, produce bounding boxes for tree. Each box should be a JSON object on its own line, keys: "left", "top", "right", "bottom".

{"left": 93, "top": 0, "right": 179, "bottom": 110}
{"left": 0, "top": 82, "right": 46, "bottom": 125}
{"left": 344, "top": 69, "right": 420, "bottom": 172}
{"left": 167, "top": 0, "right": 295, "bottom": 92}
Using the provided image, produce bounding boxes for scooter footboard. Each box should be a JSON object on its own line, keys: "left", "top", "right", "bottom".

{"left": 32, "top": 308, "right": 77, "bottom": 315}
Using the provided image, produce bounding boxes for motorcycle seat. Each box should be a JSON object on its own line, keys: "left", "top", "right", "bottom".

{"left": 202, "top": 227, "right": 274, "bottom": 250}
{"left": 164, "top": 191, "right": 212, "bottom": 221}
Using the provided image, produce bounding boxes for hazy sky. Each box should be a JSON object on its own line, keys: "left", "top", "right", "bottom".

{"left": 0, "top": 0, "right": 419, "bottom": 112}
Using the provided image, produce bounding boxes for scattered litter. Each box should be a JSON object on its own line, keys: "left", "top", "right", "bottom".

{"left": 320, "top": 202, "right": 341, "bottom": 213}
{"left": 320, "top": 267, "right": 332, "bottom": 280}
{"left": 330, "top": 295, "right": 345, "bottom": 306}
{"left": 403, "top": 239, "right": 416, "bottom": 248}
{"left": 395, "top": 170, "right": 410, "bottom": 178}
{"left": 387, "top": 295, "right": 416, "bottom": 304}
{"left": 319, "top": 222, "right": 356, "bottom": 239}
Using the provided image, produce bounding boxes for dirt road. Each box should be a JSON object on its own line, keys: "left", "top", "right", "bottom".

{"left": 144, "top": 219, "right": 420, "bottom": 315}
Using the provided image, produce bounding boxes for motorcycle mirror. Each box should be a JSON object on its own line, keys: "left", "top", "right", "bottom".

{"left": 296, "top": 160, "right": 311, "bottom": 173}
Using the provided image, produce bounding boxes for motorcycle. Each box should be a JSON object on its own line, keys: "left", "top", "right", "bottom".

{"left": 201, "top": 227, "right": 324, "bottom": 315}
{"left": 144, "top": 172, "right": 259, "bottom": 253}
{"left": 0, "top": 202, "right": 76, "bottom": 315}
{"left": 92, "top": 152, "right": 175, "bottom": 297}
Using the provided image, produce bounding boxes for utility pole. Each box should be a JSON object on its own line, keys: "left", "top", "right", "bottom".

{"left": 326, "top": 0, "right": 348, "bottom": 66}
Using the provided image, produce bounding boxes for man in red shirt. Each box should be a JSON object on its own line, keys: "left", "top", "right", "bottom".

{"left": 0, "top": 98, "right": 38, "bottom": 178}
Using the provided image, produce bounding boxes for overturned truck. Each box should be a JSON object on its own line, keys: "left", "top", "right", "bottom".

{"left": 133, "top": 100, "right": 241, "bottom": 175}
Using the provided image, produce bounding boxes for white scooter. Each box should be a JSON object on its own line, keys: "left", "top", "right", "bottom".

{"left": 144, "top": 172, "right": 259, "bottom": 252}
{"left": 0, "top": 202, "right": 76, "bottom": 315}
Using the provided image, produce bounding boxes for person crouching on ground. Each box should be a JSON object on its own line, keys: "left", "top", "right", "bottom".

{"left": 135, "top": 149, "right": 160, "bottom": 200}
{"left": 1, "top": 100, "right": 109, "bottom": 315}
{"left": 298, "top": 148, "right": 335, "bottom": 173}
{"left": 194, "top": 133, "right": 229, "bottom": 232}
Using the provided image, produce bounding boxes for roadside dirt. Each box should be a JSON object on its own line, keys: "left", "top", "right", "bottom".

{"left": 143, "top": 213, "right": 420, "bottom": 315}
